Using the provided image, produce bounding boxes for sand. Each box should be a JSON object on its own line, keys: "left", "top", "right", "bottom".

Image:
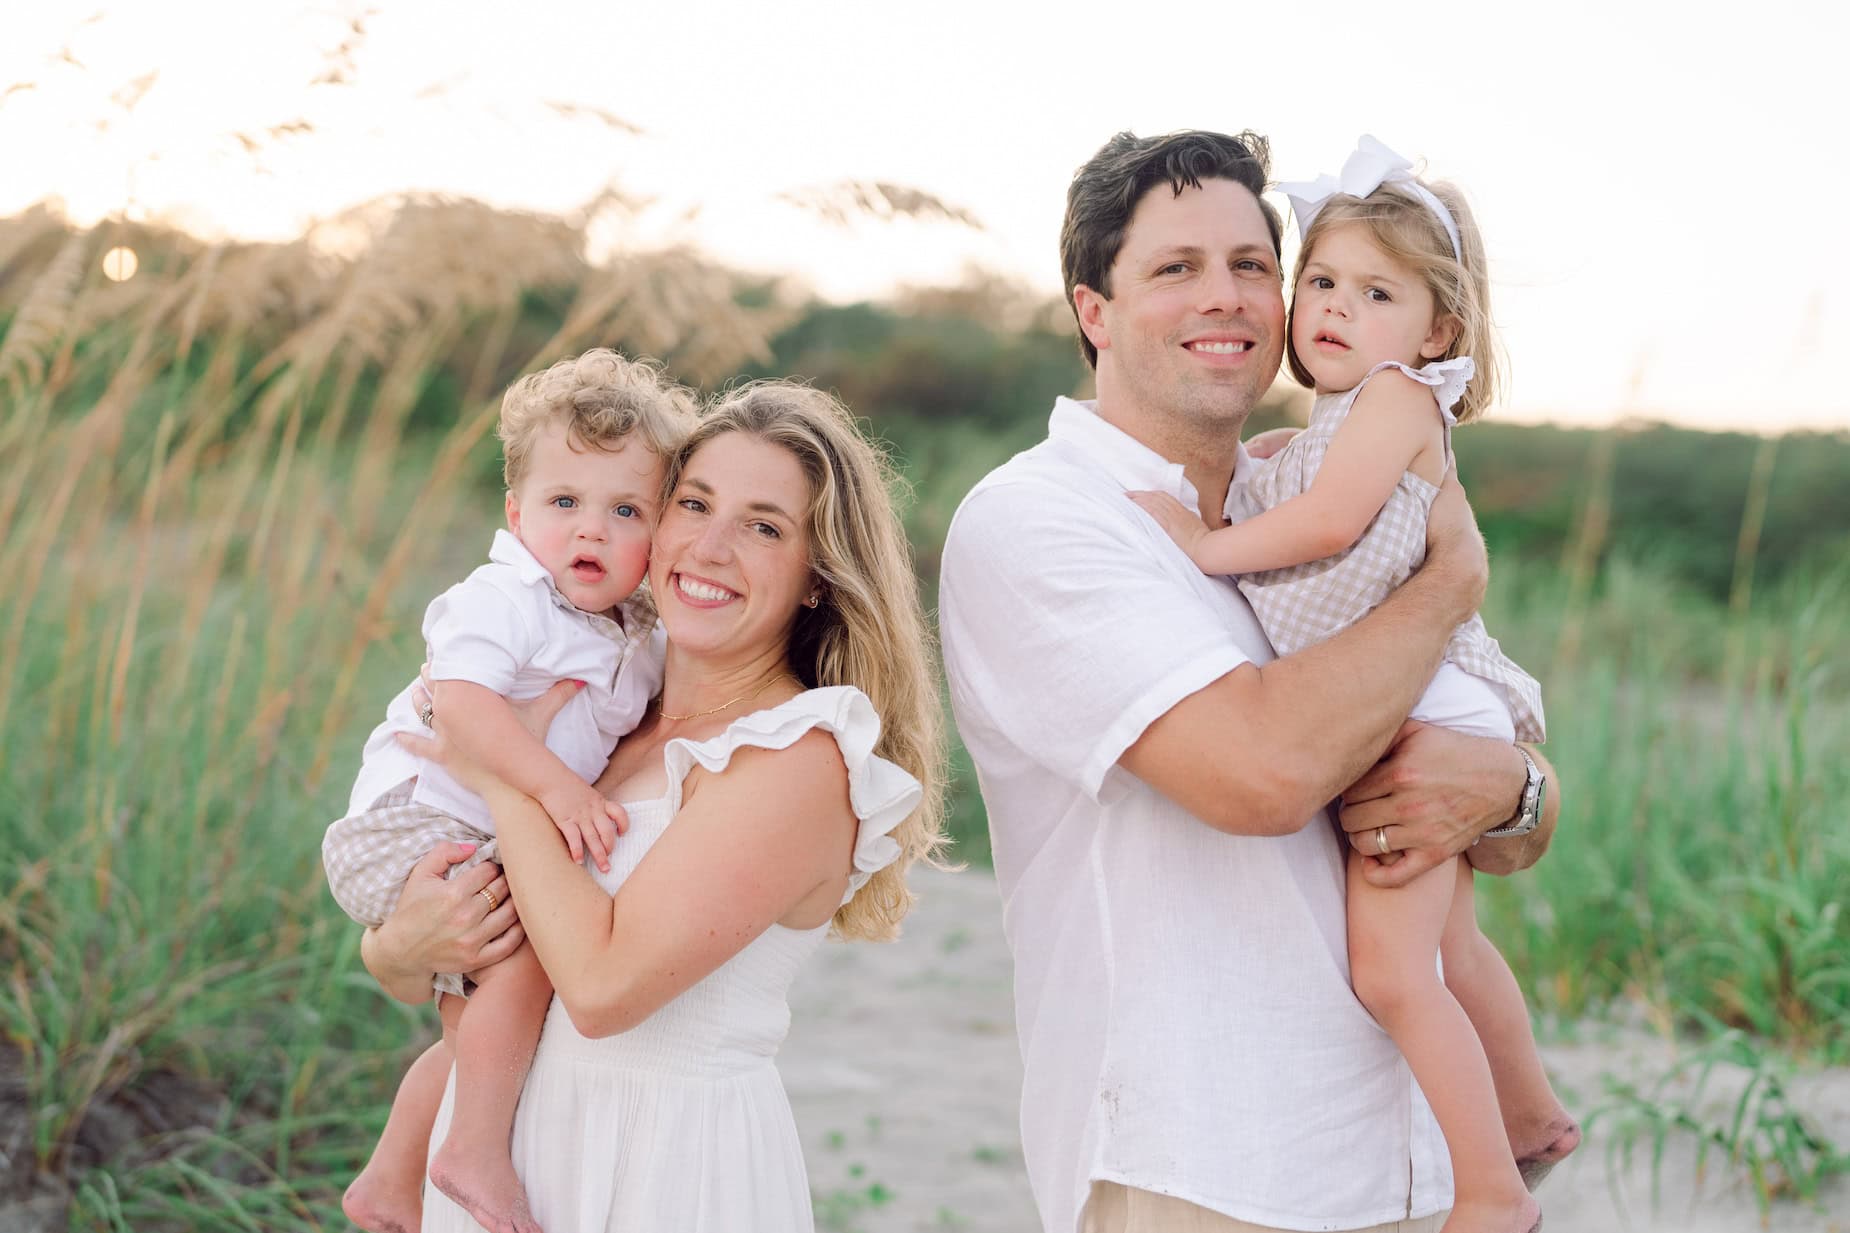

{"left": 782, "top": 868, "right": 1850, "bottom": 1233}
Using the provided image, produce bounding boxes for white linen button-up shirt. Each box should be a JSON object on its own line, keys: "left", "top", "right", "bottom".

{"left": 939, "top": 398, "right": 1449, "bottom": 1233}
{"left": 348, "top": 529, "right": 666, "bottom": 830}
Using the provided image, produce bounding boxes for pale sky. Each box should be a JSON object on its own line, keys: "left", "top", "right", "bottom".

{"left": 5, "top": 0, "right": 1846, "bottom": 431}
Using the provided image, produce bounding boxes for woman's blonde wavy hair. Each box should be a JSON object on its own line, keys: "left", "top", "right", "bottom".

{"left": 662, "top": 381, "right": 948, "bottom": 941}
{"left": 1285, "top": 179, "right": 1503, "bottom": 424}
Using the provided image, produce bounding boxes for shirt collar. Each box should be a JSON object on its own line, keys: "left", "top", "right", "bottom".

{"left": 487, "top": 528, "right": 645, "bottom": 644}
{"left": 1048, "top": 396, "right": 1256, "bottom": 521}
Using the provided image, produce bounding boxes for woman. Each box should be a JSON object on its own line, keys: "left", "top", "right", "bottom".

{"left": 364, "top": 381, "right": 947, "bottom": 1233}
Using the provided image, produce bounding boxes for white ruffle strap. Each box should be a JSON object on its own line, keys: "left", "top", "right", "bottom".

{"left": 659, "top": 686, "right": 922, "bottom": 903}
{"left": 1360, "top": 356, "right": 1475, "bottom": 423}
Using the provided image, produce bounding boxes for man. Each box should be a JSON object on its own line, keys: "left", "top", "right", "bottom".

{"left": 938, "top": 130, "right": 1560, "bottom": 1233}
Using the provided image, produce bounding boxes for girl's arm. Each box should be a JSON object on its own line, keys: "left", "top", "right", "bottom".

{"left": 405, "top": 726, "right": 858, "bottom": 1039}
{"left": 1129, "top": 369, "right": 1443, "bottom": 574}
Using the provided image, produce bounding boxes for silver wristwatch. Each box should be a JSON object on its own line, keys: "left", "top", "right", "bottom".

{"left": 1481, "top": 747, "right": 1545, "bottom": 839}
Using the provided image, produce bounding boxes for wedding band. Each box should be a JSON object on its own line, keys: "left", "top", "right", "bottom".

{"left": 419, "top": 701, "right": 435, "bottom": 727}
{"left": 1374, "top": 826, "right": 1391, "bottom": 855}
{"left": 478, "top": 887, "right": 498, "bottom": 912}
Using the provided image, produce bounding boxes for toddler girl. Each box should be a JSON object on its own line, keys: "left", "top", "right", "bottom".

{"left": 1131, "top": 137, "right": 1575, "bottom": 1233}
{"left": 323, "top": 349, "right": 693, "bottom": 1233}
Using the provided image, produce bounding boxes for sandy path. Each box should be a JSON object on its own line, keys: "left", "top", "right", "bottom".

{"left": 784, "top": 868, "right": 1850, "bottom": 1233}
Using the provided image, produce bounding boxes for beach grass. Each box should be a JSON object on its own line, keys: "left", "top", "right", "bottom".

{"left": 2, "top": 204, "right": 1846, "bottom": 1226}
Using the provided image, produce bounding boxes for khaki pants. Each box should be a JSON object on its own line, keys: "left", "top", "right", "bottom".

{"left": 1082, "top": 1181, "right": 1448, "bottom": 1233}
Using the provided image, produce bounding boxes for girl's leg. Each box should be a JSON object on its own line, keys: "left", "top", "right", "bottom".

{"left": 426, "top": 941, "right": 552, "bottom": 1233}
{"left": 1439, "top": 862, "right": 1580, "bottom": 1187}
{"left": 1347, "top": 853, "right": 1536, "bottom": 1233}
{"left": 342, "top": 1039, "right": 450, "bottom": 1233}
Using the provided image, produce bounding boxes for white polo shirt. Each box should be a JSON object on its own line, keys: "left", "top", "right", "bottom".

{"left": 348, "top": 529, "right": 666, "bottom": 830}
{"left": 939, "top": 398, "right": 1449, "bottom": 1233}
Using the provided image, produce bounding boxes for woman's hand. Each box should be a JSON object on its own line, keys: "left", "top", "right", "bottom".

{"left": 362, "top": 843, "right": 524, "bottom": 1002}
{"left": 404, "top": 674, "right": 585, "bottom": 799}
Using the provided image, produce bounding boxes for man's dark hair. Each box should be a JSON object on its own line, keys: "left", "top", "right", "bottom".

{"left": 1060, "top": 130, "right": 1283, "bottom": 368}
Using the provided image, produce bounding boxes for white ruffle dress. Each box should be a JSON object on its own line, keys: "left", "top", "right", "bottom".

{"left": 419, "top": 686, "right": 923, "bottom": 1233}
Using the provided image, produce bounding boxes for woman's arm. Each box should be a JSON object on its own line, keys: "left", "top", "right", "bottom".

{"left": 1129, "top": 370, "right": 1440, "bottom": 574}
{"left": 439, "top": 730, "right": 858, "bottom": 1038}
{"left": 360, "top": 842, "right": 523, "bottom": 1003}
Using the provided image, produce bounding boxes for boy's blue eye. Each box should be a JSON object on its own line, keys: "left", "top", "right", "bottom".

{"left": 616, "top": 503, "right": 638, "bottom": 518}
{"left": 552, "top": 496, "right": 577, "bottom": 509}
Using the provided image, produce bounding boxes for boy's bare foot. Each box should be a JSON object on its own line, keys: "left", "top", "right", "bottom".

{"left": 428, "top": 1139, "right": 543, "bottom": 1233}
{"left": 1513, "top": 1115, "right": 1581, "bottom": 1191}
{"left": 1440, "top": 1193, "right": 1541, "bottom": 1233}
{"left": 342, "top": 1162, "right": 423, "bottom": 1233}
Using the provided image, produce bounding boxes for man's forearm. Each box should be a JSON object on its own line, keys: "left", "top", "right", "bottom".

{"left": 1121, "top": 555, "right": 1477, "bottom": 836}
{"left": 1255, "top": 559, "right": 1476, "bottom": 814}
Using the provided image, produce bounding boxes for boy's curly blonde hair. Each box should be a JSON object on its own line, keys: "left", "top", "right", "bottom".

{"left": 498, "top": 349, "right": 697, "bottom": 489}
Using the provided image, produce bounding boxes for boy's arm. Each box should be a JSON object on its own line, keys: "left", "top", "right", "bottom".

{"left": 430, "top": 678, "right": 619, "bottom": 871}
{"left": 1130, "top": 370, "right": 1439, "bottom": 574}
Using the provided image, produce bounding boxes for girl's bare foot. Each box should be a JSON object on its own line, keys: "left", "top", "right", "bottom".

{"left": 1513, "top": 1114, "right": 1581, "bottom": 1190}
{"left": 342, "top": 1162, "right": 423, "bottom": 1233}
{"left": 428, "top": 1139, "right": 543, "bottom": 1233}
{"left": 1441, "top": 1193, "right": 1541, "bottom": 1233}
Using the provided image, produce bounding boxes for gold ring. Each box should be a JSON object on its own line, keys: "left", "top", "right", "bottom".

{"left": 477, "top": 887, "right": 499, "bottom": 912}
{"left": 1374, "top": 826, "right": 1391, "bottom": 856}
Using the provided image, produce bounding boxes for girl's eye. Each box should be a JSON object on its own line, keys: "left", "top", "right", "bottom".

{"left": 551, "top": 496, "right": 577, "bottom": 509}
{"left": 1311, "top": 276, "right": 1333, "bottom": 290}
{"left": 615, "top": 503, "right": 638, "bottom": 519}
{"left": 1366, "top": 287, "right": 1391, "bottom": 303}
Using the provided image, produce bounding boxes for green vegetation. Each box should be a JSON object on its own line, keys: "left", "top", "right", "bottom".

{"left": 2, "top": 199, "right": 1846, "bottom": 1227}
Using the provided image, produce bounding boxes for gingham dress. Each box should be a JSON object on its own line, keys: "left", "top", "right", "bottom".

{"left": 1230, "top": 358, "right": 1544, "bottom": 741}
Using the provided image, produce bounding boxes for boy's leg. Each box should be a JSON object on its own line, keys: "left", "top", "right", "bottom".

{"left": 1347, "top": 854, "right": 1536, "bottom": 1231}
{"left": 426, "top": 940, "right": 553, "bottom": 1233}
{"left": 1439, "top": 861, "right": 1580, "bottom": 1188}
{"left": 342, "top": 1039, "right": 450, "bottom": 1233}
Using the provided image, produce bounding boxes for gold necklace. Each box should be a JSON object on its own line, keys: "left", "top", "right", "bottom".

{"left": 654, "top": 673, "right": 793, "bottom": 723}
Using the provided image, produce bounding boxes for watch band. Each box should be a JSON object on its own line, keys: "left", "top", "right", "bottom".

{"left": 1481, "top": 746, "right": 1543, "bottom": 839}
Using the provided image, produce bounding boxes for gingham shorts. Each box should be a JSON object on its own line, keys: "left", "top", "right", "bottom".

{"left": 322, "top": 779, "right": 499, "bottom": 998}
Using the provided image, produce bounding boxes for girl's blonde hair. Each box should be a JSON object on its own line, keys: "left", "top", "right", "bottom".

{"left": 499, "top": 348, "right": 697, "bottom": 489}
{"left": 1286, "top": 179, "right": 1502, "bottom": 423}
{"left": 663, "top": 381, "right": 949, "bottom": 941}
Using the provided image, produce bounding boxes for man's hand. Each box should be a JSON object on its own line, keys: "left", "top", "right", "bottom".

{"left": 1127, "top": 490, "right": 1212, "bottom": 560}
{"left": 539, "top": 779, "right": 627, "bottom": 874}
{"left": 1419, "top": 472, "right": 1489, "bottom": 626}
{"left": 1338, "top": 720, "right": 1528, "bottom": 887}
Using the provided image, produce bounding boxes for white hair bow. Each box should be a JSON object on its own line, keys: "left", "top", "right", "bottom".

{"left": 1276, "top": 134, "right": 1461, "bottom": 258}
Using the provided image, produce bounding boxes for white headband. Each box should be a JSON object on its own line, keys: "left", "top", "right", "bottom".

{"left": 1276, "top": 134, "right": 1461, "bottom": 259}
